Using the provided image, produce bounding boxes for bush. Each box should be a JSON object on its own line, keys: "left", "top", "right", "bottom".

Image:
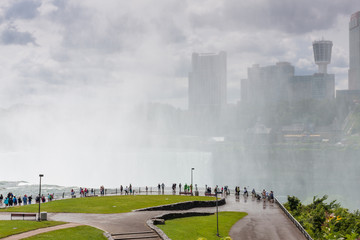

{"left": 285, "top": 195, "right": 360, "bottom": 240}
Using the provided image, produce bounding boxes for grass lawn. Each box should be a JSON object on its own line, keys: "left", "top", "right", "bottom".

{"left": 158, "top": 211, "right": 247, "bottom": 240}
{"left": 0, "top": 195, "right": 216, "bottom": 214}
{"left": 0, "top": 220, "right": 66, "bottom": 238}
{"left": 24, "top": 225, "right": 107, "bottom": 240}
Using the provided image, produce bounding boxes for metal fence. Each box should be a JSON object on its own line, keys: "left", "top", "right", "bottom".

{"left": 275, "top": 197, "right": 313, "bottom": 240}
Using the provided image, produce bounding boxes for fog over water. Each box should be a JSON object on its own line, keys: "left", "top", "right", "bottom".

{"left": 0, "top": 86, "right": 213, "bottom": 187}
{"left": 0, "top": 1, "right": 360, "bottom": 211}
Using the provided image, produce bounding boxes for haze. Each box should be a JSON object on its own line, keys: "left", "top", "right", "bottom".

{"left": 0, "top": 0, "right": 359, "bottom": 209}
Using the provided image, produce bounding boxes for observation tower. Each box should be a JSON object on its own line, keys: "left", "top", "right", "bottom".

{"left": 313, "top": 40, "right": 333, "bottom": 74}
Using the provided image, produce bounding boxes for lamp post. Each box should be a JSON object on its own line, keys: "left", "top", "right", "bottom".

{"left": 216, "top": 190, "right": 220, "bottom": 237}
{"left": 191, "top": 168, "right": 194, "bottom": 195}
{"left": 38, "top": 174, "right": 44, "bottom": 221}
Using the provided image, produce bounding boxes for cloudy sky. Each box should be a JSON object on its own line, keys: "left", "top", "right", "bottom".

{"left": 0, "top": 0, "right": 359, "bottom": 186}
{"left": 0, "top": 0, "right": 358, "bottom": 109}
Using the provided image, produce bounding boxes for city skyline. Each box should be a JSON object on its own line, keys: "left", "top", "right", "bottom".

{"left": 0, "top": 1, "right": 358, "bottom": 109}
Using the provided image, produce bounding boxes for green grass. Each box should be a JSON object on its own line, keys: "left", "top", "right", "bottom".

{"left": 0, "top": 195, "right": 216, "bottom": 214}
{"left": 24, "top": 225, "right": 107, "bottom": 240}
{"left": 158, "top": 211, "right": 247, "bottom": 240}
{"left": 0, "top": 220, "right": 66, "bottom": 238}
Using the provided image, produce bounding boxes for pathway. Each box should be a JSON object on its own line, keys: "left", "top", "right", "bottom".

{"left": 0, "top": 194, "right": 307, "bottom": 239}
{"left": 1, "top": 222, "right": 82, "bottom": 240}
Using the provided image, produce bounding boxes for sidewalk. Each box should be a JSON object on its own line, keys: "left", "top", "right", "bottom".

{"left": 2, "top": 223, "right": 82, "bottom": 240}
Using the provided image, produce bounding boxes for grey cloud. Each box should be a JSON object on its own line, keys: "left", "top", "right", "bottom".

{"left": 50, "top": 4, "right": 142, "bottom": 53}
{"left": 53, "top": 0, "right": 66, "bottom": 9}
{"left": 157, "top": 19, "right": 187, "bottom": 44}
{"left": 331, "top": 56, "right": 348, "bottom": 68}
{"left": 49, "top": 1, "right": 189, "bottom": 53}
{"left": 191, "top": 0, "right": 359, "bottom": 34}
{"left": 5, "top": 0, "right": 41, "bottom": 20}
{"left": 1, "top": 25, "right": 36, "bottom": 45}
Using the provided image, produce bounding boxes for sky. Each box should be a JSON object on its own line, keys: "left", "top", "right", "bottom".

{"left": 0, "top": 0, "right": 358, "bottom": 109}
{"left": 0, "top": 0, "right": 359, "bottom": 187}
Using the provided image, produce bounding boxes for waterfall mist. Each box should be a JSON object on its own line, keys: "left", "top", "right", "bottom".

{"left": 0, "top": 1, "right": 359, "bottom": 211}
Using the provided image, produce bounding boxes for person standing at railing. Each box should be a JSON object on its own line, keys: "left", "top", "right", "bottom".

{"left": 269, "top": 191, "right": 274, "bottom": 203}
{"left": 244, "top": 187, "right": 248, "bottom": 197}
{"left": 23, "top": 195, "right": 27, "bottom": 205}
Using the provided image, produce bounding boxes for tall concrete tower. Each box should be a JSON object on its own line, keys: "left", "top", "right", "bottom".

{"left": 349, "top": 11, "right": 360, "bottom": 90}
{"left": 188, "top": 52, "right": 227, "bottom": 111}
{"left": 313, "top": 40, "right": 333, "bottom": 74}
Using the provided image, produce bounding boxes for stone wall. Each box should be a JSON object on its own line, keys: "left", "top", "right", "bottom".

{"left": 135, "top": 198, "right": 226, "bottom": 211}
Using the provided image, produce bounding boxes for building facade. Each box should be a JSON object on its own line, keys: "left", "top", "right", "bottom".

{"left": 349, "top": 11, "right": 360, "bottom": 90}
{"left": 291, "top": 73, "right": 335, "bottom": 102}
{"left": 188, "top": 52, "right": 227, "bottom": 111}
{"left": 241, "top": 63, "right": 335, "bottom": 104}
{"left": 241, "top": 62, "right": 294, "bottom": 104}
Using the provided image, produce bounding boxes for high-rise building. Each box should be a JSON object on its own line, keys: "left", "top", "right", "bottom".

{"left": 349, "top": 11, "right": 360, "bottom": 90}
{"left": 241, "top": 39, "right": 335, "bottom": 104}
{"left": 291, "top": 73, "right": 335, "bottom": 101}
{"left": 188, "top": 52, "right": 227, "bottom": 111}
{"left": 241, "top": 62, "right": 294, "bottom": 104}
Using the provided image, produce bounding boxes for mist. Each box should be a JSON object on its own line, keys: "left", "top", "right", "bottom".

{"left": 1, "top": 0, "right": 360, "bottom": 211}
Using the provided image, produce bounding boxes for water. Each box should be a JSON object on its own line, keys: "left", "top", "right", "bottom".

{"left": 210, "top": 145, "right": 360, "bottom": 211}
{"left": 0, "top": 181, "right": 77, "bottom": 200}
{"left": 1, "top": 145, "right": 359, "bottom": 212}
{"left": 0, "top": 148, "right": 213, "bottom": 188}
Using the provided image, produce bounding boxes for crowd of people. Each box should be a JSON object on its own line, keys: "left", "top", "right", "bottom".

{"left": 0, "top": 184, "right": 275, "bottom": 209}
{"left": 0, "top": 192, "right": 53, "bottom": 207}
{"left": 0, "top": 193, "right": 32, "bottom": 207}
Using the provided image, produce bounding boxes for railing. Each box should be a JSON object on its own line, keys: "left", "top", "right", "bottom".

{"left": 275, "top": 197, "right": 313, "bottom": 240}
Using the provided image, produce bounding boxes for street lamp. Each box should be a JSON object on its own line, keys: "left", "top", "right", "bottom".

{"left": 38, "top": 174, "right": 44, "bottom": 221}
{"left": 191, "top": 168, "right": 194, "bottom": 195}
{"left": 216, "top": 190, "right": 220, "bottom": 237}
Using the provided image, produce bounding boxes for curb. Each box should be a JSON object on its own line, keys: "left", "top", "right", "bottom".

{"left": 103, "top": 232, "right": 114, "bottom": 240}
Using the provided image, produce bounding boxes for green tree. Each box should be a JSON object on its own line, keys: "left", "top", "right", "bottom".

{"left": 287, "top": 195, "right": 301, "bottom": 212}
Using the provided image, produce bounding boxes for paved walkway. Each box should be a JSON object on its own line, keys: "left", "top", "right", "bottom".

{"left": 1, "top": 222, "right": 82, "bottom": 240}
{"left": 226, "top": 196, "right": 306, "bottom": 240}
{"left": 0, "top": 195, "right": 307, "bottom": 240}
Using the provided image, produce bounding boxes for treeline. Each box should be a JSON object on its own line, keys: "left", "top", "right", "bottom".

{"left": 284, "top": 195, "right": 360, "bottom": 240}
